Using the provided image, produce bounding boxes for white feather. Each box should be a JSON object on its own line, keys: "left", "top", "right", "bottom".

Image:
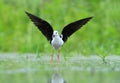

{"left": 51, "top": 31, "right": 64, "bottom": 50}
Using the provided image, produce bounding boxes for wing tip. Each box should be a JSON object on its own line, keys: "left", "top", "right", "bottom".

{"left": 87, "top": 16, "right": 93, "bottom": 20}
{"left": 25, "top": 11, "right": 28, "bottom": 14}
{"left": 25, "top": 11, "right": 32, "bottom": 17}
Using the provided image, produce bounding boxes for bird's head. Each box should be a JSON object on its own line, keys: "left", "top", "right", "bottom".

{"left": 52, "top": 31, "right": 59, "bottom": 38}
{"left": 53, "top": 31, "right": 59, "bottom": 35}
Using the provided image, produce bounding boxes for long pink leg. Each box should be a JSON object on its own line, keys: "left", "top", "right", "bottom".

{"left": 51, "top": 50, "right": 54, "bottom": 63}
{"left": 57, "top": 50, "right": 60, "bottom": 62}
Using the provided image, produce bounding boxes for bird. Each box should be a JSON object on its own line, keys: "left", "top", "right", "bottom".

{"left": 25, "top": 11, "right": 93, "bottom": 62}
{"left": 48, "top": 73, "right": 66, "bottom": 83}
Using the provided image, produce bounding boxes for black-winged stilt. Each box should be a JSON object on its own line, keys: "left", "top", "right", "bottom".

{"left": 25, "top": 12, "right": 92, "bottom": 62}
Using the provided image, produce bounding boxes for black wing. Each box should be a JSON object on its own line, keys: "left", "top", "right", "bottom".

{"left": 25, "top": 11, "right": 53, "bottom": 41}
{"left": 61, "top": 17, "right": 93, "bottom": 42}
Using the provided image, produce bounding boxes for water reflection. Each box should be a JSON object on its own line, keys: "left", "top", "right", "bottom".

{"left": 41, "top": 55, "right": 120, "bottom": 83}
{"left": 49, "top": 72, "right": 66, "bottom": 83}
{"left": 48, "top": 63, "right": 66, "bottom": 83}
{"left": 1, "top": 54, "right": 120, "bottom": 83}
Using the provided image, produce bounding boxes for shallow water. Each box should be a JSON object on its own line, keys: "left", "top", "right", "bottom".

{"left": 0, "top": 53, "right": 120, "bottom": 83}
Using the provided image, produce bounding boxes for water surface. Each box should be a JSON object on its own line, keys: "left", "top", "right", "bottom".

{"left": 0, "top": 53, "right": 120, "bottom": 83}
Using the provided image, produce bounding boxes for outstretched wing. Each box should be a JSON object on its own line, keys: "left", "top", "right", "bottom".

{"left": 61, "top": 17, "right": 93, "bottom": 42}
{"left": 25, "top": 12, "right": 53, "bottom": 41}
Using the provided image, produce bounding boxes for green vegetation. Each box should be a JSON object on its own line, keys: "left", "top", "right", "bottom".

{"left": 0, "top": 1, "right": 120, "bottom": 82}
{"left": 0, "top": 0, "right": 120, "bottom": 56}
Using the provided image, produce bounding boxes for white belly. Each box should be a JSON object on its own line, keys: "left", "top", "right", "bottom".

{"left": 51, "top": 37, "right": 64, "bottom": 50}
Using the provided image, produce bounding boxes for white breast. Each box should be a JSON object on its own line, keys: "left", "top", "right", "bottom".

{"left": 51, "top": 36, "right": 64, "bottom": 50}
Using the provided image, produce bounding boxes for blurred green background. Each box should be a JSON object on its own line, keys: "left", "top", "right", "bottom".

{"left": 0, "top": 0, "right": 120, "bottom": 83}
{"left": 0, "top": 0, "right": 120, "bottom": 55}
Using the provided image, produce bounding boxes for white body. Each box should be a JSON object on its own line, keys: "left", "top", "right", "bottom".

{"left": 51, "top": 31, "right": 64, "bottom": 50}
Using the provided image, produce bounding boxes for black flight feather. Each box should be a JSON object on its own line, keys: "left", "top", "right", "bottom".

{"left": 25, "top": 11, "right": 53, "bottom": 42}
{"left": 61, "top": 17, "right": 93, "bottom": 42}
